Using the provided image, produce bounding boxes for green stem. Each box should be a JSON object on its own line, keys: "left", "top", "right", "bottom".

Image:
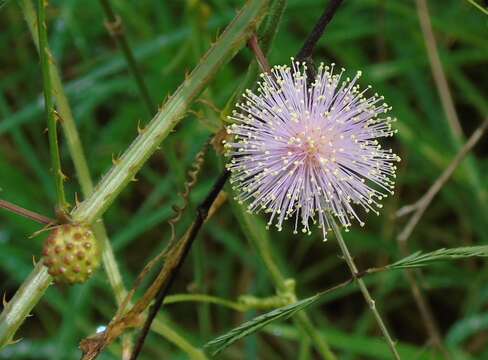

{"left": 10, "top": 0, "right": 130, "bottom": 354}
{"left": 0, "top": 262, "right": 51, "bottom": 346}
{"left": 330, "top": 219, "right": 401, "bottom": 360}
{"left": 164, "top": 293, "right": 292, "bottom": 312}
{"left": 185, "top": 1, "right": 213, "bottom": 335}
{"left": 231, "top": 200, "right": 336, "bottom": 360}
{"left": 164, "top": 294, "right": 246, "bottom": 312}
{"left": 1, "top": 0, "right": 268, "bottom": 350}
{"left": 98, "top": 0, "right": 155, "bottom": 115}
{"left": 37, "top": 0, "right": 67, "bottom": 212}
{"left": 20, "top": 0, "right": 128, "bottom": 311}
{"left": 71, "top": 0, "right": 269, "bottom": 225}
{"left": 298, "top": 336, "right": 311, "bottom": 360}
{"left": 152, "top": 316, "right": 208, "bottom": 360}
{"left": 465, "top": 0, "right": 488, "bottom": 15}
{"left": 294, "top": 314, "right": 336, "bottom": 360}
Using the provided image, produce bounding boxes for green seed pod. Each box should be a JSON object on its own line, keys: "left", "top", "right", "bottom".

{"left": 42, "top": 224, "right": 100, "bottom": 284}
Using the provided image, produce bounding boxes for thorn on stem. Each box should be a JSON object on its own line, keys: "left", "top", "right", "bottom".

{"left": 75, "top": 193, "right": 81, "bottom": 207}
{"left": 58, "top": 169, "right": 68, "bottom": 182}
{"left": 137, "top": 120, "right": 146, "bottom": 135}
{"left": 8, "top": 337, "right": 22, "bottom": 346}
{"left": 104, "top": 15, "right": 123, "bottom": 36}
{"left": 111, "top": 153, "right": 121, "bottom": 165}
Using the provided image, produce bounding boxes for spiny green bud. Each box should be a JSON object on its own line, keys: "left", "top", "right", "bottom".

{"left": 42, "top": 224, "right": 101, "bottom": 284}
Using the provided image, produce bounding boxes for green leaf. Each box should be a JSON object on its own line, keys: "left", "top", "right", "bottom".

{"left": 387, "top": 246, "right": 488, "bottom": 270}
{"left": 204, "top": 292, "right": 322, "bottom": 356}
{"left": 205, "top": 245, "right": 488, "bottom": 356}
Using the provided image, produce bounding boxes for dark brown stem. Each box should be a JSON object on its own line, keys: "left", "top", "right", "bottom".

{"left": 295, "top": 0, "right": 345, "bottom": 62}
{"left": 130, "top": 170, "right": 230, "bottom": 360}
{"left": 0, "top": 199, "right": 54, "bottom": 225}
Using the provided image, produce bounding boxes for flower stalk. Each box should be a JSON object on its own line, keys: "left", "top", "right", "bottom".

{"left": 330, "top": 217, "right": 401, "bottom": 360}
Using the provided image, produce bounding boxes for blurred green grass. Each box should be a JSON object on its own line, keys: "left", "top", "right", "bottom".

{"left": 0, "top": 0, "right": 487, "bottom": 359}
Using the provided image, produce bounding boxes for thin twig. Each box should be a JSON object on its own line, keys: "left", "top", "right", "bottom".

{"left": 0, "top": 199, "right": 54, "bottom": 225}
{"left": 98, "top": 0, "right": 155, "bottom": 115}
{"left": 295, "top": 0, "right": 344, "bottom": 62}
{"left": 37, "top": 0, "right": 67, "bottom": 213}
{"left": 416, "top": 0, "right": 463, "bottom": 139}
{"left": 396, "top": 120, "right": 487, "bottom": 359}
{"left": 129, "top": 170, "right": 230, "bottom": 360}
{"left": 330, "top": 217, "right": 401, "bottom": 360}
{"left": 412, "top": 0, "right": 485, "bottom": 353}
{"left": 397, "top": 120, "right": 488, "bottom": 243}
{"left": 397, "top": 242, "right": 450, "bottom": 359}
{"left": 248, "top": 34, "right": 271, "bottom": 73}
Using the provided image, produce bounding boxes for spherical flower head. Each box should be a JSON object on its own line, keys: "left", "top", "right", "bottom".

{"left": 224, "top": 60, "right": 400, "bottom": 240}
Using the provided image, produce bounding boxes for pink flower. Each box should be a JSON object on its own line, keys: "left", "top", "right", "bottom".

{"left": 224, "top": 60, "right": 400, "bottom": 240}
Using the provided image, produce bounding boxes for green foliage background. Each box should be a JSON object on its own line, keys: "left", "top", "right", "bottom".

{"left": 0, "top": 0, "right": 487, "bottom": 359}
